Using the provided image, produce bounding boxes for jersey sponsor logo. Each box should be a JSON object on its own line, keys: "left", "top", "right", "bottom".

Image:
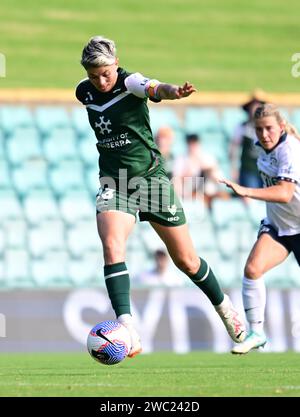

{"left": 95, "top": 116, "right": 112, "bottom": 135}
{"left": 97, "top": 133, "right": 132, "bottom": 149}
{"left": 167, "top": 204, "right": 177, "bottom": 216}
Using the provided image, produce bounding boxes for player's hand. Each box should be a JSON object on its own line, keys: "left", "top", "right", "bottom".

{"left": 219, "top": 178, "right": 248, "bottom": 197}
{"left": 176, "top": 82, "right": 197, "bottom": 98}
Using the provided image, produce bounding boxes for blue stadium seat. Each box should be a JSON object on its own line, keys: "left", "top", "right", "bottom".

{"left": 23, "top": 190, "right": 61, "bottom": 225}
{"left": 43, "top": 127, "right": 78, "bottom": 164}
{"left": 28, "top": 220, "right": 66, "bottom": 257}
{"left": 221, "top": 107, "right": 247, "bottom": 140}
{"left": 149, "top": 106, "right": 182, "bottom": 133}
{"left": 66, "top": 221, "right": 99, "bottom": 257}
{"left": 71, "top": 106, "right": 91, "bottom": 137}
{"left": 12, "top": 161, "right": 49, "bottom": 196}
{"left": 216, "top": 221, "right": 256, "bottom": 257}
{"left": 0, "top": 189, "right": 23, "bottom": 221}
{"left": 49, "top": 160, "right": 87, "bottom": 197}
{"left": 78, "top": 134, "right": 99, "bottom": 167}
{"left": 246, "top": 199, "right": 266, "bottom": 228}
{"left": 6, "top": 127, "right": 42, "bottom": 166}
{"left": 0, "top": 160, "right": 13, "bottom": 190}
{"left": 4, "top": 249, "right": 33, "bottom": 288}
{"left": 0, "top": 105, "right": 35, "bottom": 135}
{"left": 31, "top": 250, "right": 70, "bottom": 287}
{"left": 68, "top": 251, "right": 101, "bottom": 286}
{"left": 35, "top": 106, "right": 71, "bottom": 135}
{"left": 211, "top": 198, "right": 250, "bottom": 229}
{"left": 85, "top": 165, "right": 100, "bottom": 195}
{"left": 58, "top": 190, "right": 94, "bottom": 225}
{"left": 199, "top": 131, "right": 228, "bottom": 164}
{"left": 2, "top": 219, "right": 27, "bottom": 249}
{"left": 184, "top": 107, "right": 222, "bottom": 135}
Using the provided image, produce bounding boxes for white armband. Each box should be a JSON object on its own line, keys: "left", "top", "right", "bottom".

{"left": 125, "top": 72, "right": 161, "bottom": 99}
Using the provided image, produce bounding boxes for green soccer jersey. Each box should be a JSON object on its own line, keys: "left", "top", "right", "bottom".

{"left": 75, "top": 68, "right": 162, "bottom": 179}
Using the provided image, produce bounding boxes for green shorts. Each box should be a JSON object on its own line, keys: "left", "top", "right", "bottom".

{"left": 96, "top": 166, "right": 186, "bottom": 227}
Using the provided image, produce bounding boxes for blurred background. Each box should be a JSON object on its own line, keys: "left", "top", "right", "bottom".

{"left": 0, "top": 0, "right": 300, "bottom": 353}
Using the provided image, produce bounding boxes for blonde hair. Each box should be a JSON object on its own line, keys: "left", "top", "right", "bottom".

{"left": 81, "top": 36, "right": 116, "bottom": 69}
{"left": 254, "top": 103, "right": 300, "bottom": 140}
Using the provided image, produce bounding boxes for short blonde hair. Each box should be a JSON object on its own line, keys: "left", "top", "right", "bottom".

{"left": 81, "top": 36, "right": 116, "bottom": 69}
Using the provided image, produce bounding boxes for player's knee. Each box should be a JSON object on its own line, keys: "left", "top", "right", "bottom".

{"left": 173, "top": 255, "right": 200, "bottom": 275}
{"left": 244, "top": 262, "right": 263, "bottom": 279}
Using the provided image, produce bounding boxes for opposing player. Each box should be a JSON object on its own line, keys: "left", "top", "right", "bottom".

{"left": 220, "top": 104, "right": 300, "bottom": 354}
{"left": 76, "top": 36, "right": 246, "bottom": 357}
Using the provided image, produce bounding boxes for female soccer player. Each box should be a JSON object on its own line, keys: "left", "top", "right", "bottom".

{"left": 76, "top": 36, "right": 245, "bottom": 357}
{"left": 221, "top": 104, "right": 300, "bottom": 354}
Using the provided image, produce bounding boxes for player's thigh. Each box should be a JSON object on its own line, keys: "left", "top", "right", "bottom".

{"left": 245, "top": 232, "right": 289, "bottom": 277}
{"left": 97, "top": 211, "right": 136, "bottom": 245}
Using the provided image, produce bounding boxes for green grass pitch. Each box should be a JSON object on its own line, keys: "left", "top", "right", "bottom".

{"left": 0, "top": 352, "right": 299, "bottom": 397}
{"left": 1, "top": 0, "right": 300, "bottom": 91}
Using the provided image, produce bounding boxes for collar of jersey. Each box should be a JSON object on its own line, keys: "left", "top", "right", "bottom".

{"left": 255, "top": 131, "right": 287, "bottom": 154}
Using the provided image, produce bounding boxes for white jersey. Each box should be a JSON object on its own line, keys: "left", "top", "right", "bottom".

{"left": 256, "top": 133, "right": 300, "bottom": 236}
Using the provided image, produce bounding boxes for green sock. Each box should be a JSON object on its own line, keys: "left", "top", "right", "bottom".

{"left": 189, "top": 258, "right": 224, "bottom": 306}
{"left": 104, "top": 262, "right": 131, "bottom": 317}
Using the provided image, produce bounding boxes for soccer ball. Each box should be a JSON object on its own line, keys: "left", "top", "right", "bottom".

{"left": 87, "top": 320, "right": 132, "bottom": 365}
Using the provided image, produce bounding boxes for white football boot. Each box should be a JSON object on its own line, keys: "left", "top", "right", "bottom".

{"left": 231, "top": 330, "right": 267, "bottom": 354}
{"left": 215, "top": 294, "right": 246, "bottom": 343}
{"left": 118, "top": 314, "right": 142, "bottom": 358}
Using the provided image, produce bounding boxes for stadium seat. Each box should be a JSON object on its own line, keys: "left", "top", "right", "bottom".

{"left": 211, "top": 198, "right": 250, "bottom": 228}
{"left": 4, "top": 249, "right": 32, "bottom": 287}
{"left": 23, "top": 190, "right": 61, "bottom": 225}
{"left": 221, "top": 107, "right": 247, "bottom": 140}
{"left": 0, "top": 227, "right": 4, "bottom": 255}
{"left": 215, "top": 221, "right": 256, "bottom": 257}
{"left": 78, "top": 134, "right": 99, "bottom": 168}
{"left": 43, "top": 128, "right": 78, "bottom": 164}
{"left": 199, "top": 131, "right": 228, "bottom": 163}
{"left": 148, "top": 106, "right": 182, "bottom": 133}
{"left": 184, "top": 107, "right": 222, "bottom": 135}
{"left": 66, "top": 221, "right": 99, "bottom": 257}
{"left": 71, "top": 106, "right": 91, "bottom": 137}
{"left": 246, "top": 199, "right": 266, "bottom": 228}
{"left": 12, "top": 161, "right": 49, "bottom": 196}
{"left": 28, "top": 220, "right": 66, "bottom": 257}
{"left": 68, "top": 251, "right": 101, "bottom": 286}
{"left": 58, "top": 190, "right": 94, "bottom": 225}
{"left": 0, "top": 105, "right": 35, "bottom": 135}
{"left": 34, "top": 106, "right": 71, "bottom": 136}
{"left": 85, "top": 165, "right": 100, "bottom": 196}
{"left": 2, "top": 219, "right": 27, "bottom": 249}
{"left": 0, "top": 189, "right": 23, "bottom": 221}
{"left": 49, "top": 160, "right": 87, "bottom": 197}
{"left": 6, "top": 127, "right": 42, "bottom": 166}
{"left": 0, "top": 160, "right": 13, "bottom": 190}
{"left": 31, "top": 250, "right": 70, "bottom": 287}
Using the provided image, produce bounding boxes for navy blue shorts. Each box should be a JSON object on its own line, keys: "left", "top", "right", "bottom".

{"left": 258, "top": 221, "right": 300, "bottom": 265}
